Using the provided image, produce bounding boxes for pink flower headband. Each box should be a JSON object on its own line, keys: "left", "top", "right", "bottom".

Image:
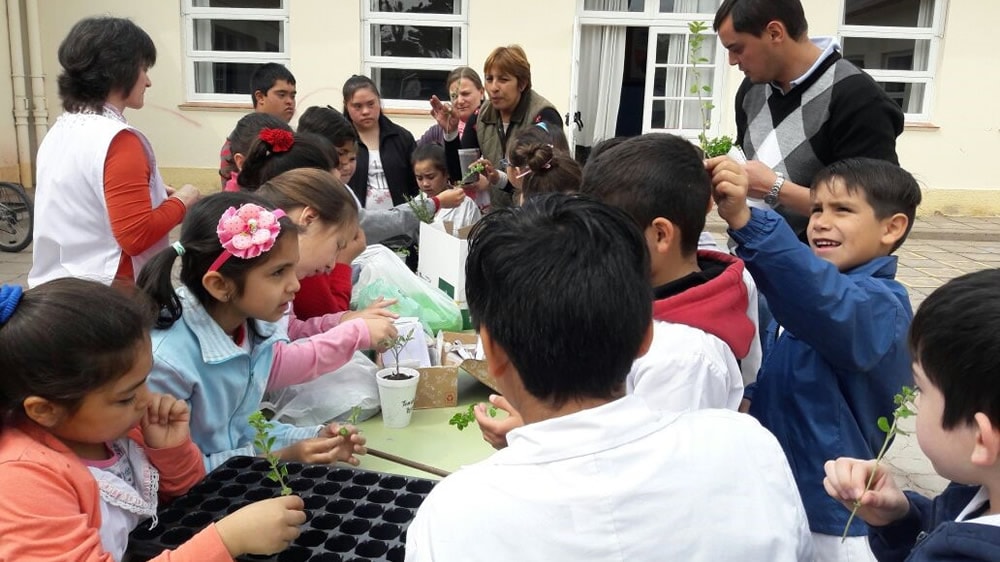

{"left": 259, "top": 128, "right": 294, "bottom": 153}
{"left": 208, "top": 204, "right": 287, "bottom": 272}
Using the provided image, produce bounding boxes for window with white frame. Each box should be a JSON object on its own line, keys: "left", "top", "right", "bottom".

{"left": 182, "top": 0, "right": 289, "bottom": 103}
{"left": 362, "top": 0, "right": 469, "bottom": 109}
{"left": 839, "top": 0, "right": 946, "bottom": 122}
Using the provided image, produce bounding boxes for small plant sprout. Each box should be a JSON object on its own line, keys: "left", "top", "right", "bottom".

{"left": 840, "top": 386, "right": 918, "bottom": 541}
{"left": 248, "top": 411, "right": 291, "bottom": 496}
{"left": 460, "top": 162, "right": 485, "bottom": 185}
{"left": 688, "top": 21, "right": 734, "bottom": 158}
{"left": 338, "top": 405, "right": 364, "bottom": 437}
{"left": 406, "top": 193, "right": 437, "bottom": 224}
{"left": 448, "top": 403, "right": 498, "bottom": 431}
{"left": 381, "top": 328, "right": 416, "bottom": 377}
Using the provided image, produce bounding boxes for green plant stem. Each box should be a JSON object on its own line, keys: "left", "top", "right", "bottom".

{"left": 841, "top": 418, "right": 897, "bottom": 542}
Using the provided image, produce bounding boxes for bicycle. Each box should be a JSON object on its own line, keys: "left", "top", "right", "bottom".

{"left": 0, "top": 182, "right": 33, "bottom": 252}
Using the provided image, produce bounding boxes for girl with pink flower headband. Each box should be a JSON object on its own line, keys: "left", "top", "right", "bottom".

{"left": 136, "top": 192, "right": 398, "bottom": 470}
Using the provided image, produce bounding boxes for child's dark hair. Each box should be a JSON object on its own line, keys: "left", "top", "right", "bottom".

{"left": 0, "top": 278, "right": 154, "bottom": 419}
{"left": 581, "top": 133, "right": 710, "bottom": 256}
{"left": 811, "top": 158, "right": 922, "bottom": 252}
{"left": 509, "top": 123, "right": 570, "bottom": 156}
{"left": 137, "top": 192, "right": 297, "bottom": 329}
{"left": 250, "top": 63, "right": 296, "bottom": 107}
{"left": 509, "top": 143, "right": 582, "bottom": 203}
{"left": 589, "top": 136, "right": 629, "bottom": 161}
{"left": 411, "top": 144, "right": 448, "bottom": 174}
{"left": 57, "top": 17, "right": 156, "bottom": 113}
{"left": 465, "top": 193, "right": 651, "bottom": 407}
{"left": 713, "top": 0, "right": 808, "bottom": 41}
{"left": 256, "top": 168, "right": 359, "bottom": 228}
{"left": 342, "top": 75, "right": 381, "bottom": 116}
{"left": 298, "top": 106, "right": 360, "bottom": 148}
{"left": 229, "top": 113, "right": 293, "bottom": 160}
{"left": 237, "top": 131, "right": 336, "bottom": 191}
{"left": 909, "top": 269, "right": 1000, "bottom": 429}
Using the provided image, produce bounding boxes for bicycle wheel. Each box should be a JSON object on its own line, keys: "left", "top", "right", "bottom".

{"left": 0, "top": 182, "right": 33, "bottom": 253}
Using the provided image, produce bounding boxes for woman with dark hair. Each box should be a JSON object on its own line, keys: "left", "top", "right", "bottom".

{"left": 430, "top": 45, "right": 563, "bottom": 209}
{"left": 343, "top": 75, "right": 466, "bottom": 268}
{"left": 29, "top": 17, "right": 201, "bottom": 288}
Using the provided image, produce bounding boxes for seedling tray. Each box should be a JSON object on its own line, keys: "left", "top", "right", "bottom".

{"left": 127, "top": 456, "right": 437, "bottom": 562}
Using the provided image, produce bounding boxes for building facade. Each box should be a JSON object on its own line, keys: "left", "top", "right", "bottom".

{"left": 1, "top": 0, "right": 996, "bottom": 214}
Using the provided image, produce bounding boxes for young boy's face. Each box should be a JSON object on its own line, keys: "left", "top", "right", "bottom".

{"left": 336, "top": 142, "right": 358, "bottom": 183}
{"left": 807, "top": 180, "right": 900, "bottom": 272}
{"left": 913, "top": 362, "right": 979, "bottom": 484}
{"left": 255, "top": 79, "right": 297, "bottom": 123}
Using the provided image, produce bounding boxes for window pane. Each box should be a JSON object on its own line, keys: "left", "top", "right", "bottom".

{"left": 844, "top": 0, "right": 935, "bottom": 27}
{"left": 651, "top": 99, "right": 666, "bottom": 129}
{"left": 193, "top": 20, "right": 282, "bottom": 52}
{"left": 194, "top": 61, "right": 262, "bottom": 94}
{"left": 372, "top": 67, "right": 450, "bottom": 101}
{"left": 371, "top": 25, "right": 460, "bottom": 58}
{"left": 584, "top": 0, "right": 644, "bottom": 11}
{"left": 370, "top": 0, "right": 460, "bottom": 15}
{"left": 658, "top": 0, "right": 721, "bottom": 13}
{"left": 842, "top": 37, "right": 929, "bottom": 71}
{"left": 682, "top": 99, "right": 704, "bottom": 129}
{"left": 876, "top": 81, "right": 926, "bottom": 113}
{"left": 193, "top": 0, "right": 282, "bottom": 8}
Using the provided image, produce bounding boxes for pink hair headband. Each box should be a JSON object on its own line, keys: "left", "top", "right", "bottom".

{"left": 208, "top": 204, "right": 287, "bottom": 272}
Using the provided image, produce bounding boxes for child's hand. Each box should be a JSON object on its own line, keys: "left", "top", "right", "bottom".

{"left": 823, "top": 457, "right": 910, "bottom": 527}
{"left": 320, "top": 423, "right": 368, "bottom": 465}
{"left": 342, "top": 298, "right": 399, "bottom": 323}
{"left": 140, "top": 393, "right": 190, "bottom": 450}
{"left": 275, "top": 432, "right": 364, "bottom": 465}
{"left": 474, "top": 394, "right": 523, "bottom": 450}
{"left": 215, "top": 495, "right": 306, "bottom": 556}
{"left": 706, "top": 155, "right": 752, "bottom": 230}
{"left": 366, "top": 317, "right": 398, "bottom": 352}
{"left": 429, "top": 95, "right": 460, "bottom": 134}
{"left": 436, "top": 187, "right": 467, "bottom": 209}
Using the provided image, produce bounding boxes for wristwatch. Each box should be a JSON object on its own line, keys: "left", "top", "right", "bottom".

{"left": 764, "top": 172, "right": 785, "bottom": 207}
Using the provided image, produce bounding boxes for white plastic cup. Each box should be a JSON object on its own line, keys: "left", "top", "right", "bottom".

{"left": 375, "top": 367, "right": 421, "bottom": 428}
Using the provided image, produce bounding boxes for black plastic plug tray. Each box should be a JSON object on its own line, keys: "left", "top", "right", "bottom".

{"left": 126, "top": 456, "right": 437, "bottom": 562}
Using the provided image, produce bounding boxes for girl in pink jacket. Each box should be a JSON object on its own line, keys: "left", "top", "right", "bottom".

{"left": 0, "top": 278, "right": 305, "bottom": 561}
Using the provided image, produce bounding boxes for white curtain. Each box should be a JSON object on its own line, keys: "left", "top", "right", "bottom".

{"left": 907, "top": 0, "right": 934, "bottom": 113}
{"left": 577, "top": 0, "right": 628, "bottom": 147}
{"left": 663, "top": 0, "right": 702, "bottom": 129}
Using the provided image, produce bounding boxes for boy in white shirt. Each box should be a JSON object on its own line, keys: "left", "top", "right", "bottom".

{"left": 825, "top": 269, "right": 1000, "bottom": 560}
{"left": 405, "top": 193, "right": 813, "bottom": 561}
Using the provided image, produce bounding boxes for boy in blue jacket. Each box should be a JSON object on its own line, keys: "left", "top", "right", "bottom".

{"left": 825, "top": 269, "right": 1000, "bottom": 561}
{"left": 709, "top": 156, "right": 922, "bottom": 560}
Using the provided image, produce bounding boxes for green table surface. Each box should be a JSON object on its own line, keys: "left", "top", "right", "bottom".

{"left": 354, "top": 373, "right": 499, "bottom": 479}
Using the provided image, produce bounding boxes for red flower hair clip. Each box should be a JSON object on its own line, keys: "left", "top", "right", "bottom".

{"left": 259, "top": 128, "right": 294, "bottom": 153}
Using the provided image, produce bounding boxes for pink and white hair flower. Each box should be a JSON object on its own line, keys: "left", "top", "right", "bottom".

{"left": 208, "top": 204, "right": 286, "bottom": 272}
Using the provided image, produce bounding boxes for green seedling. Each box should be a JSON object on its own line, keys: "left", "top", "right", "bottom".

{"left": 449, "top": 403, "right": 498, "bottom": 431}
{"left": 688, "top": 21, "right": 734, "bottom": 158}
{"left": 381, "top": 328, "right": 417, "bottom": 378}
{"left": 461, "top": 162, "right": 485, "bottom": 184}
{"left": 248, "top": 411, "right": 291, "bottom": 496}
{"left": 841, "top": 386, "right": 918, "bottom": 541}
{"left": 338, "top": 405, "right": 364, "bottom": 437}
{"left": 406, "top": 193, "right": 437, "bottom": 224}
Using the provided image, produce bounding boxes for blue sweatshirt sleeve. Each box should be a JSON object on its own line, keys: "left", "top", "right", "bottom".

{"left": 729, "top": 208, "right": 906, "bottom": 373}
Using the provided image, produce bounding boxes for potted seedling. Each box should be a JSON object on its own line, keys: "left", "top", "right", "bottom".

{"left": 248, "top": 411, "right": 291, "bottom": 496}
{"left": 375, "top": 329, "right": 422, "bottom": 428}
{"left": 688, "top": 21, "right": 738, "bottom": 159}
{"left": 840, "top": 386, "right": 917, "bottom": 541}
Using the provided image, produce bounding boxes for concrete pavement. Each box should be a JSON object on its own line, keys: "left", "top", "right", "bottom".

{"left": 5, "top": 215, "right": 1000, "bottom": 497}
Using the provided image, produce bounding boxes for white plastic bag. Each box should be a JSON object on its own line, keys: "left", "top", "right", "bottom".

{"left": 435, "top": 197, "right": 481, "bottom": 234}
{"left": 262, "top": 351, "right": 381, "bottom": 425}
{"left": 352, "top": 244, "right": 463, "bottom": 334}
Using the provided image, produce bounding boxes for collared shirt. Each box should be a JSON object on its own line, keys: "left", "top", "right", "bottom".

{"left": 771, "top": 36, "right": 841, "bottom": 93}
{"left": 405, "top": 396, "right": 814, "bottom": 561}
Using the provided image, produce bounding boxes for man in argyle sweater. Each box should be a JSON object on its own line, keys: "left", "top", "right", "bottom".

{"left": 715, "top": 0, "right": 903, "bottom": 236}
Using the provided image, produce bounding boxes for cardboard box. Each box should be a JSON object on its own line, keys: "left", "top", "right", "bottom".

{"left": 413, "top": 331, "right": 499, "bottom": 409}
{"left": 417, "top": 222, "right": 473, "bottom": 303}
